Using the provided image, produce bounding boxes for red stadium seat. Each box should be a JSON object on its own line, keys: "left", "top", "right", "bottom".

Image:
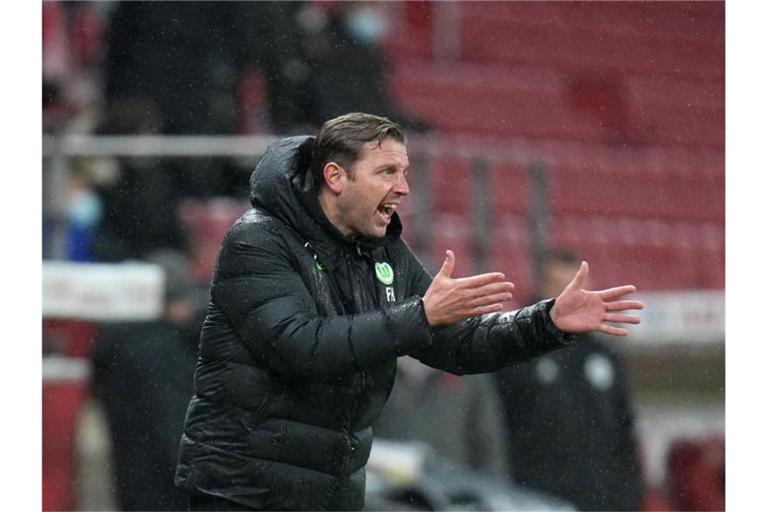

{"left": 42, "top": 321, "right": 97, "bottom": 511}
{"left": 489, "top": 162, "right": 529, "bottom": 216}
{"left": 456, "top": 3, "right": 723, "bottom": 80}
{"left": 383, "top": 2, "right": 433, "bottom": 60}
{"left": 386, "top": 2, "right": 723, "bottom": 149}
{"left": 389, "top": 61, "right": 603, "bottom": 141}
{"left": 490, "top": 214, "right": 534, "bottom": 305}
{"left": 626, "top": 100, "right": 724, "bottom": 148}
{"left": 547, "top": 214, "right": 724, "bottom": 291}
{"left": 547, "top": 160, "right": 724, "bottom": 222}
{"left": 430, "top": 214, "right": 475, "bottom": 277}
{"left": 430, "top": 157, "right": 474, "bottom": 215}
{"left": 666, "top": 436, "right": 725, "bottom": 511}
{"left": 43, "top": 380, "right": 88, "bottom": 512}
{"left": 43, "top": 319, "right": 97, "bottom": 358}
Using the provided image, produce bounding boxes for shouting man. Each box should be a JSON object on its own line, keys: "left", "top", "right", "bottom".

{"left": 175, "top": 113, "right": 643, "bottom": 511}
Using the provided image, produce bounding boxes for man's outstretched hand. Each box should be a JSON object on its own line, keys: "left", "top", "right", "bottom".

{"left": 423, "top": 250, "right": 516, "bottom": 326}
{"left": 549, "top": 261, "right": 644, "bottom": 336}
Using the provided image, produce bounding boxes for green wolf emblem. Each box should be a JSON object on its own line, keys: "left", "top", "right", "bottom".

{"left": 375, "top": 262, "right": 394, "bottom": 285}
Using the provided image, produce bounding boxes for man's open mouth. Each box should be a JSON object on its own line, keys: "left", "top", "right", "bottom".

{"left": 377, "top": 203, "right": 397, "bottom": 217}
{"left": 376, "top": 203, "right": 397, "bottom": 224}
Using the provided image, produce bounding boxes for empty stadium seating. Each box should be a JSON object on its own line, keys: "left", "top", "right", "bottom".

{"left": 457, "top": 2, "right": 724, "bottom": 81}
{"left": 490, "top": 214, "right": 535, "bottom": 304}
{"left": 548, "top": 162, "right": 724, "bottom": 222}
{"left": 429, "top": 213, "right": 476, "bottom": 278}
{"left": 385, "top": 2, "right": 723, "bottom": 291}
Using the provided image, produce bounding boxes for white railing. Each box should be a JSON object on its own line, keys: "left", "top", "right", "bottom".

{"left": 41, "top": 133, "right": 542, "bottom": 161}
{"left": 42, "top": 134, "right": 278, "bottom": 157}
{"left": 42, "top": 133, "right": 547, "bottom": 268}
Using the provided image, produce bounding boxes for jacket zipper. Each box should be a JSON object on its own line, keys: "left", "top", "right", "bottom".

{"left": 303, "top": 241, "right": 348, "bottom": 315}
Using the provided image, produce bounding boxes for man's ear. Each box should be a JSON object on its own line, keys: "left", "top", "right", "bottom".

{"left": 323, "top": 162, "right": 347, "bottom": 194}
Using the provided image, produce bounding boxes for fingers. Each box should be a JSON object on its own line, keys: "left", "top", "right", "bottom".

{"left": 438, "top": 250, "right": 455, "bottom": 278}
{"left": 597, "top": 324, "right": 630, "bottom": 336}
{"left": 600, "top": 306, "right": 642, "bottom": 335}
{"left": 461, "top": 280, "right": 515, "bottom": 308}
{"left": 468, "top": 292, "right": 515, "bottom": 308}
{"left": 474, "top": 281, "right": 516, "bottom": 296}
{"left": 468, "top": 303, "right": 505, "bottom": 317}
{"left": 425, "top": 251, "right": 518, "bottom": 325}
{"left": 598, "top": 285, "right": 637, "bottom": 300}
{"left": 604, "top": 313, "right": 641, "bottom": 324}
{"left": 565, "top": 261, "right": 589, "bottom": 291}
{"left": 457, "top": 271, "right": 509, "bottom": 288}
{"left": 605, "top": 300, "right": 645, "bottom": 312}
{"left": 462, "top": 281, "right": 515, "bottom": 308}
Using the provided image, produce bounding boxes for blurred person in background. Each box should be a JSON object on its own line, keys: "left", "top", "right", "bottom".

{"left": 90, "top": 154, "right": 188, "bottom": 263}
{"left": 295, "top": 2, "right": 430, "bottom": 133}
{"left": 91, "top": 1, "right": 427, "bottom": 264}
{"left": 43, "top": 1, "right": 106, "bottom": 133}
{"left": 495, "top": 249, "right": 644, "bottom": 511}
{"left": 64, "top": 159, "right": 103, "bottom": 262}
{"left": 102, "top": 2, "right": 244, "bottom": 136}
{"left": 90, "top": 250, "right": 206, "bottom": 511}
{"left": 373, "top": 356, "right": 511, "bottom": 483}
{"left": 100, "top": 1, "right": 308, "bottom": 136}
{"left": 234, "top": 1, "right": 313, "bottom": 134}
{"left": 173, "top": 112, "right": 643, "bottom": 511}
{"left": 97, "top": 2, "right": 255, "bottom": 206}
{"left": 92, "top": 1, "right": 333, "bottom": 266}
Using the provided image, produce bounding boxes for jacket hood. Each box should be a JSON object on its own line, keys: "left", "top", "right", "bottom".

{"left": 249, "top": 136, "right": 403, "bottom": 250}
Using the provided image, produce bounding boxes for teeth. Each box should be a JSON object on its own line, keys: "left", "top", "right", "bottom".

{"left": 379, "top": 204, "right": 397, "bottom": 216}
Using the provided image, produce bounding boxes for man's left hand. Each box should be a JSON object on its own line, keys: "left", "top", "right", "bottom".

{"left": 549, "top": 261, "right": 644, "bottom": 336}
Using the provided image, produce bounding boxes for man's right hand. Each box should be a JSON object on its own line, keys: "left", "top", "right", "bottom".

{"left": 422, "top": 250, "right": 515, "bottom": 326}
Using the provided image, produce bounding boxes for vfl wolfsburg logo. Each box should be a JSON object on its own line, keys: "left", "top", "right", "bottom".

{"left": 375, "top": 262, "right": 394, "bottom": 285}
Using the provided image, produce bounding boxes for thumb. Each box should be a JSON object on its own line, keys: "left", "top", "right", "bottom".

{"left": 438, "top": 250, "right": 455, "bottom": 278}
{"left": 565, "top": 261, "right": 589, "bottom": 291}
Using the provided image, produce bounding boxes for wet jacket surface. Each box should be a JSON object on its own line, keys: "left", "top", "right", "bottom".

{"left": 174, "top": 136, "right": 574, "bottom": 510}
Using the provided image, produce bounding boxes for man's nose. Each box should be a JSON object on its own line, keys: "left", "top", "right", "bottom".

{"left": 394, "top": 173, "right": 410, "bottom": 196}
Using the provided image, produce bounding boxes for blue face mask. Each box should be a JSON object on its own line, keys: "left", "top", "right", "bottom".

{"left": 68, "top": 190, "right": 102, "bottom": 227}
{"left": 345, "top": 8, "right": 389, "bottom": 45}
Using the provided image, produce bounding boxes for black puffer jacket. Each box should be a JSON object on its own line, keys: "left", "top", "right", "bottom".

{"left": 175, "top": 136, "right": 573, "bottom": 510}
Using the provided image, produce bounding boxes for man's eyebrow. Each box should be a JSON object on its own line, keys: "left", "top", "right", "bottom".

{"left": 377, "top": 162, "right": 409, "bottom": 171}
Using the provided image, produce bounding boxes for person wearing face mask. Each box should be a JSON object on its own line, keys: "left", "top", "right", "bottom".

{"left": 344, "top": 4, "right": 390, "bottom": 46}
{"left": 298, "top": 3, "right": 430, "bottom": 133}
{"left": 173, "top": 113, "right": 644, "bottom": 511}
{"left": 64, "top": 163, "right": 103, "bottom": 262}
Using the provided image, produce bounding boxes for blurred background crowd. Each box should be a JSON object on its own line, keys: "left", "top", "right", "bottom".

{"left": 42, "top": 1, "right": 724, "bottom": 511}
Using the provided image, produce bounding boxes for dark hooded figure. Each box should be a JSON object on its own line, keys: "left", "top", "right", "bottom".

{"left": 495, "top": 250, "right": 644, "bottom": 511}
{"left": 91, "top": 250, "right": 205, "bottom": 511}
{"left": 174, "top": 113, "right": 644, "bottom": 511}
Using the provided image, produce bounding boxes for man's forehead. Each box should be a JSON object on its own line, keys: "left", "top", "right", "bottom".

{"left": 360, "top": 139, "right": 409, "bottom": 165}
